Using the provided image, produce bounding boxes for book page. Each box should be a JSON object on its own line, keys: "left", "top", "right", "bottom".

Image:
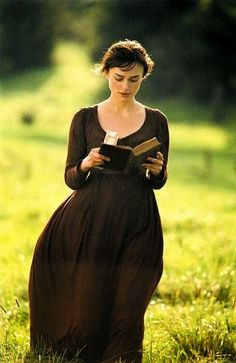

{"left": 132, "top": 137, "right": 161, "bottom": 156}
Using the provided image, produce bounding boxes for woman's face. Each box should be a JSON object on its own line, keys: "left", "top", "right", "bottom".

{"left": 106, "top": 63, "right": 144, "bottom": 101}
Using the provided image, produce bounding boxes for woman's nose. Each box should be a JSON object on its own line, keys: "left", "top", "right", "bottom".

{"left": 121, "top": 79, "right": 129, "bottom": 91}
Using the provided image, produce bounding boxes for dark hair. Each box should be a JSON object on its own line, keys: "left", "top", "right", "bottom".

{"left": 96, "top": 39, "right": 154, "bottom": 79}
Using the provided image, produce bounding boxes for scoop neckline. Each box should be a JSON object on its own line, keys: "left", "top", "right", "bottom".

{"left": 94, "top": 105, "right": 148, "bottom": 142}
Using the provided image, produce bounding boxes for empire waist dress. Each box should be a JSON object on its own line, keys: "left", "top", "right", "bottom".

{"left": 28, "top": 105, "right": 169, "bottom": 363}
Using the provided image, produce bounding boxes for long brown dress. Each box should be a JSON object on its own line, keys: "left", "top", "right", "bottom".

{"left": 28, "top": 105, "right": 169, "bottom": 363}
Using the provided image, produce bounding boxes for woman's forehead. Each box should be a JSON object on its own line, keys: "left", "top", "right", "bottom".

{"left": 111, "top": 63, "right": 144, "bottom": 76}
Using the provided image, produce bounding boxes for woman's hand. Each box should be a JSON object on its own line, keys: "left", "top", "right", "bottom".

{"left": 142, "top": 151, "right": 164, "bottom": 176}
{"left": 80, "top": 148, "right": 110, "bottom": 172}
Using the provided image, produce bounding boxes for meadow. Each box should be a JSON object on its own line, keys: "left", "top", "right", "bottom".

{"left": 0, "top": 42, "right": 235, "bottom": 362}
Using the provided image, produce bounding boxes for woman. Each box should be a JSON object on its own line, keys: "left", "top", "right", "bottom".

{"left": 29, "top": 39, "right": 169, "bottom": 363}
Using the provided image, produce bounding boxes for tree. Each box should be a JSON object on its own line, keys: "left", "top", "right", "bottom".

{"left": 80, "top": 0, "right": 236, "bottom": 109}
{"left": 0, "top": 0, "right": 58, "bottom": 74}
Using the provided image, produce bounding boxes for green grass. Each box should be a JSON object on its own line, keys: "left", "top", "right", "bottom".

{"left": 0, "top": 42, "right": 235, "bottom": 362}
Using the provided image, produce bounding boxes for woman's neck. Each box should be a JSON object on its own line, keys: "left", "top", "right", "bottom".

{"left": 105, "top": 96, "right": 139, "bottom": 113}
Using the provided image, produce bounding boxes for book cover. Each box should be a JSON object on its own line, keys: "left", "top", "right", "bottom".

{"left": 99, "top": 137, "right": 161, "bottom": 172}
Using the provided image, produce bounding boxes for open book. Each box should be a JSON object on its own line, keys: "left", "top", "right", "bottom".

{"left": 98, "top": 137, "right": 161, "bottom": 172}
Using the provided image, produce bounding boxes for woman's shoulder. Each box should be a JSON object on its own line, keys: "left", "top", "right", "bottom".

{"left": 68, "top": 106, "right": 97, "bottom": 136}
{"left": 70, "top": 105, "right": 97, "bottom": 127}
{"left": 145, "top": 105, "right": 169, "bottom": 142}
{"left": 145, "top": 105, "right": 168, "bottom": 123}
{"left": 72, "top": 105, "right": 97, "bottom": 119}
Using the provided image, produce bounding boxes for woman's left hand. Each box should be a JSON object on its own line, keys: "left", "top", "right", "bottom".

{"left": 142, "top": 151, "right": 164, "bottom": 176}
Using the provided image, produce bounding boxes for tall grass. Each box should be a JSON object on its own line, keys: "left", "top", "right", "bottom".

{"left": 0, "top": 42, "right": 235, "bottom": 362}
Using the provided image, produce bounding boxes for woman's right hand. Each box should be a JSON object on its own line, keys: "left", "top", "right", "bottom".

{"left": 80, "top": 148, "right": 110, "bottom": 172}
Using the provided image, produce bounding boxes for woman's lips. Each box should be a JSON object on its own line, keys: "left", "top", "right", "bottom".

{"left": 119, "top": 92, "right": 130, "bottom": 96}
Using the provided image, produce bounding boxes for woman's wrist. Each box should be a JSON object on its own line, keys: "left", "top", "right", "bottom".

{"left": 77, "top": 158, "right": 90, "bottom": 173}
{"left": 148, "top": 166, "right": 164, "bottom": 179}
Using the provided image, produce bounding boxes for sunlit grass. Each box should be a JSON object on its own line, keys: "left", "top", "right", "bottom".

{"left": 0, "top": 42, "right": 235, "bottom": 362}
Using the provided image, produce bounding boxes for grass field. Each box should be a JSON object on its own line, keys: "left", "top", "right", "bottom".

{"left": 0, "top": 42, "right": 235, "bottom": 362}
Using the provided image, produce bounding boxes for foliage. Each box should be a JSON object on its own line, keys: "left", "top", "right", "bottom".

{"left": 0, "top": 0, "right": 235, "bottom": 120}
{"left": 69, "top": 0, "right": 236, "bottom": 114}
{"left": 0, "top": 42, "right": 235, "bottom": 362}
{"left": 0, "top": 0, "right": 59, "bottom": 74}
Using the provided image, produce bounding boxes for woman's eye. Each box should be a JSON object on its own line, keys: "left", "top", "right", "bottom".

{"left": 114, "top": 77, "right": 138, "bottom": 82}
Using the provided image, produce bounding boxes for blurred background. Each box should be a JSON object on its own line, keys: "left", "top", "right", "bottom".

{"left": 0, "top": 0, "right": 235, "bottom": 113}
{"left": 0, "top": 1, "right": 235, "bottom": 362}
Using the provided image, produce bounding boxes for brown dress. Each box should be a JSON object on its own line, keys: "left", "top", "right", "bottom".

{"left": 28, "top": 106, "right": 169, "bottom": 363}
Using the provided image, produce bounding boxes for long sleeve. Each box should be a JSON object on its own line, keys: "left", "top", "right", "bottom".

{"left": 64, "top": 108, "right": 90, "bottom": 190}
{"left": 148, "top": 111, "right": 169, "bottom": 190}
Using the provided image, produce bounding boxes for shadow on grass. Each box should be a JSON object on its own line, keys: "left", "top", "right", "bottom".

{"left": 2, "top": 127, "right": 67, "bottom": 146}
{"left": 22, "top": 132, "right": 67, "bottom": 146}
{"left": 169, "top": 146, "right": 236, "bottom": 193}
{"left": 0, "top": 66, "right": 55, "bottom": 96}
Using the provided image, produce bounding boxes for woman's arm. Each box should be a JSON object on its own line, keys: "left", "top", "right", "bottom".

{"left": 64, "top": 109, "right": 109, "bottom": 190}
{"left": 144, "top": 111, "right": 169, "bottom": 190}
{"left": 64, "top": 109, "right": 90, "bottom": 190}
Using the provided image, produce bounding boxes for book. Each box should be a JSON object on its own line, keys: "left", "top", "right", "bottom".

{"left": 98, "top": 137, "right": 161, "bottom": 172}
